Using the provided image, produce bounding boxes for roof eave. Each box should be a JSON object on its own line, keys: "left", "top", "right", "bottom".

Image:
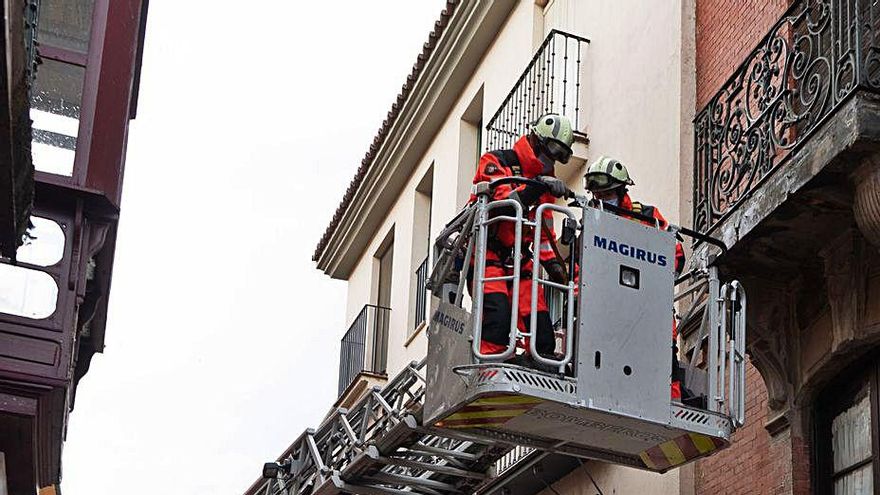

{"left": 315, "top": 0, "right": 517, "bottom": 279}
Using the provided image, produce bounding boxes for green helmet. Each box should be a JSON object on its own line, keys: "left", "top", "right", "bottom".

{"left": 530, "top": 113, "right": 574, "bottom": 163}
{"left": 584, "top": 156, "right": 635, "bottom": 192}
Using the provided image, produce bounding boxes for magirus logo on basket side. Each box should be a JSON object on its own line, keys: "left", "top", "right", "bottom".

{"left": 593, "top": 235, "right": 668, "bottom": 267}
{"left": 432, "top": 308, "right": 466, "bottom": 335}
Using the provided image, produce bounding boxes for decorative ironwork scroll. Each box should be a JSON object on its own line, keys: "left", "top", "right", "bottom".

{"left": 694, "top": 0, "right": 880, "bottom": 234}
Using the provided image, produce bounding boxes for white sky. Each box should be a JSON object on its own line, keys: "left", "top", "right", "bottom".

{"left": 60, "top": 1, "right": 447, "bottom": 492}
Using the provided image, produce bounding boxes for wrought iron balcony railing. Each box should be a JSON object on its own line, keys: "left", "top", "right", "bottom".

{"left": 694, "top": 0, "right": 880, "bottom": 234}
{"left": 413, "top": 256, "right": 430, "bottom": 332}
{"left": 338, "top": 304, "right": 390, "bottom": 395}
{"left": 485, "top": 29, "right": 589, "bottom": 151}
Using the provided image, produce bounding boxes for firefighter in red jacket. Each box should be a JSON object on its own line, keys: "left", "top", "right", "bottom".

{"left": 584, "top": 156, "right": 686, "bottom": 399}
{"left": 470, "top": 113, "right": 574, "bottom": 363}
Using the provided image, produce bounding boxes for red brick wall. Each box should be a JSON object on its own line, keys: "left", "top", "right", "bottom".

{"left": 694, "top": 358, "right": 813, "bottom": 494}
{"left": 695, "top": 0, "right": 792, "bottom": 110}
{"left": 790, "top": 434, "right": 811, "bottom": 494}
{"left": 695, "top": 361, "right": 774, "bottom": 494}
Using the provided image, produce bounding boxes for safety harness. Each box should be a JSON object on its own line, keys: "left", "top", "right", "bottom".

{"left": 484, "top": 149, "right": 523, "bottom": 266}
{"left": 482, "top": 149, "right": 566, "bottom": 280}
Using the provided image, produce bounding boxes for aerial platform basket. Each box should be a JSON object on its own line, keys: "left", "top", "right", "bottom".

{"left": 425, "top": 178, "right": 746, "bottom": 472}
{"left": 256, "top": 179, "right": 748, "bottom": 495}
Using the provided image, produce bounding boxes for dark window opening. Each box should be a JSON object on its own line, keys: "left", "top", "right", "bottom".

{"left": 373, "top": 241, "right": 393, "bottom": 374}
{"left": 814, "top": 354, "right": 880, "bottom": 494}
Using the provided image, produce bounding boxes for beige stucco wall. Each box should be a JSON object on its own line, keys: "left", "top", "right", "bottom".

{"left": 538, "top": 1, "right": 690, "bottom": 493}
{"left": 549, "top": 0, "right": 687, "bottom": 223}
{"left": 337, "top": 0, "right": 692, "bottom": 492}
{"left": 342, "top": 0, "right": 543, "bottom": 375}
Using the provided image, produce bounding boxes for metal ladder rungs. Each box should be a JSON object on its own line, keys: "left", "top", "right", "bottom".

{"left": 365, "top": 472, "right": 464, "bottom": 493}
{"left": 373, "top": 454, "right": 487, "bottom": 480}
{"left": 331, "top": 474, "right": 432, "bottom": 495}
{"left": 403, "top": 443, "right": 481, "bottom": 461}
{"left": 259, "top": 360, "right": 519, "bottom": 495}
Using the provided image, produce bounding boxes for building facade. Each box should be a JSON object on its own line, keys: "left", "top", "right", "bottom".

{"left": 248, "top": 0, "right": 698, "bottom": 494}
{"left": 688, "top": 0, "right": 880, "bottom": 493}
{"left": 0, "top": 1, "right": 148, "bottom": 493}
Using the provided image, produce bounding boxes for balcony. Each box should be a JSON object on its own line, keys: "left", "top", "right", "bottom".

{"left": 338, "top": 304, "right": 390, "bottom": 396}
{"left": 687, "top": 0, "right": 880, "bottom": 435}
{"left": 693, "top": 0, "right": 880, "bottom": 238}
{"left": 485, "top": 29, "right": 589, "bottom": 151}
{"left": 0, "top": 1, "right": 147, "bottom": 492}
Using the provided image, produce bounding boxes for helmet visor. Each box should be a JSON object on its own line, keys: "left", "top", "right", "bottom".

{"left": 544, "top": 138, "right": 573, "bottom": 163}
{"left": 585, "top": 172, "right": 621, "bottom": 192}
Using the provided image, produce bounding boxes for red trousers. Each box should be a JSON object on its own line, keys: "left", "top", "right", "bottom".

{"left": 475, "top": 250, "right": 554, "bottom": 356}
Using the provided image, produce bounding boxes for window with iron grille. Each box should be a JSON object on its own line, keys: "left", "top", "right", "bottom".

{"left": 413, "top": 256, "right": 430, "bottom": 332}
{"left": 338, "top": 304, "right": 391, "bottom": 396}
{"left": 411, "top": 166, "right": 433, "bottom": 337}
{"left": 484, "top": 29, "right": 588, "bottom": 152}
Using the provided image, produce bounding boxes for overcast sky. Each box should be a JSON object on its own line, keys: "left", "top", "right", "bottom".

{"left": 60, "top": 1, "right": 447, "bottom": 492}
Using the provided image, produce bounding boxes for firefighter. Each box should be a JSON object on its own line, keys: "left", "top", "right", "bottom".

{"left": 584, "top": 156, "right": 687, "bottom": 400}
{"left": 469, "top": 113, "right": 574, "bottom": 365}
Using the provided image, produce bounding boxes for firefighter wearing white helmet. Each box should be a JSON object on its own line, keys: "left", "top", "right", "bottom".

{"left": 584, "top": 155, "right": 687, "bottom": 399}
{"left": 584, "top": 156, "right": 635, "bottom": 204}
{"left": 530, "top": 113, "right": 574, "bottom": 165}
{"left": 467, "top": 112, "right": 575, "bottom": 367}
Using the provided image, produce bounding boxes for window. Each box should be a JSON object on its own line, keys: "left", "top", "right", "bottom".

{"left": 457, "top": 87, "right": 484, "bottom": 206}
{"left": 37, "top": 0, "right": 95, "bottom": 54}
{"left": 541, "top": 0, "right": 578, "bottom": 41}
{"left": 372, "top": 235, "right": 393, "bottom": 374}
{"left": 815, "top": 357, "right": 880, "bottom": 494}
{"left": 832, "top": 394, "right": 873, "bottom": 492}
{"left": 0, "top": 216, "right": 66, "bottom": 319}
{"left": 476, "top": 117, "right": 482, "bottom": 161}
{"left": 0, "top": 265, "right": 58, "bottom": 319}
{"left": 31, "top": 0, "right": 96, "bottom": 177}
{"left": 16, "top": 217, "right": 65, "bottom": 267}
{"left": 31, "top": 59, "right": 85, "bottom": 176}
{"left": 410, "top": 166, "right": 433, "bottom": 336}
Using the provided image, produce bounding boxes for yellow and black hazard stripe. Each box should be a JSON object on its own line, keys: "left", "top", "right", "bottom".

{"left": 435, "top": 394, "right": 544, "bottom": 429}
{"left": 639, "top": 433, "right": 727, "bottom": 471}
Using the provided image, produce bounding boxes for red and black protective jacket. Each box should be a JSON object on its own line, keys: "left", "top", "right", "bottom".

{"left": 469, "top": 136, "right": 557, "bottom": 263}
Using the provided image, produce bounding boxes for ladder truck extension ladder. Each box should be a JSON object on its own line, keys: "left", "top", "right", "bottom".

{"left": 258, "top": 360, "right": 536, "bottom": 495}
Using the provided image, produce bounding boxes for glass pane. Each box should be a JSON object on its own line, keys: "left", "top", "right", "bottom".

{"left": 832, "top": 394, "right": 872, "bottom": 472}
{"left": 0, "top": 265, "right": 58, "bottom": 319}
{"left": 31, "top": 59, "right": 84, "bottom": 176}
{"left": 834, "top": 464, "right": 873, "bottom": 495}
{"left": 17, "top": 217, "right": 65, "bottom": 267}
{"left": 36, "top": 0, "right": 95, "bottom": 54}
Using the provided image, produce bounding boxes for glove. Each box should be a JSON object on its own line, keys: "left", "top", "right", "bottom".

{"left": 543, "top": 259, "right": 569, "bottom": 284}
{"left": 536, "top": 176, "right": 568, "bottom": 198}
